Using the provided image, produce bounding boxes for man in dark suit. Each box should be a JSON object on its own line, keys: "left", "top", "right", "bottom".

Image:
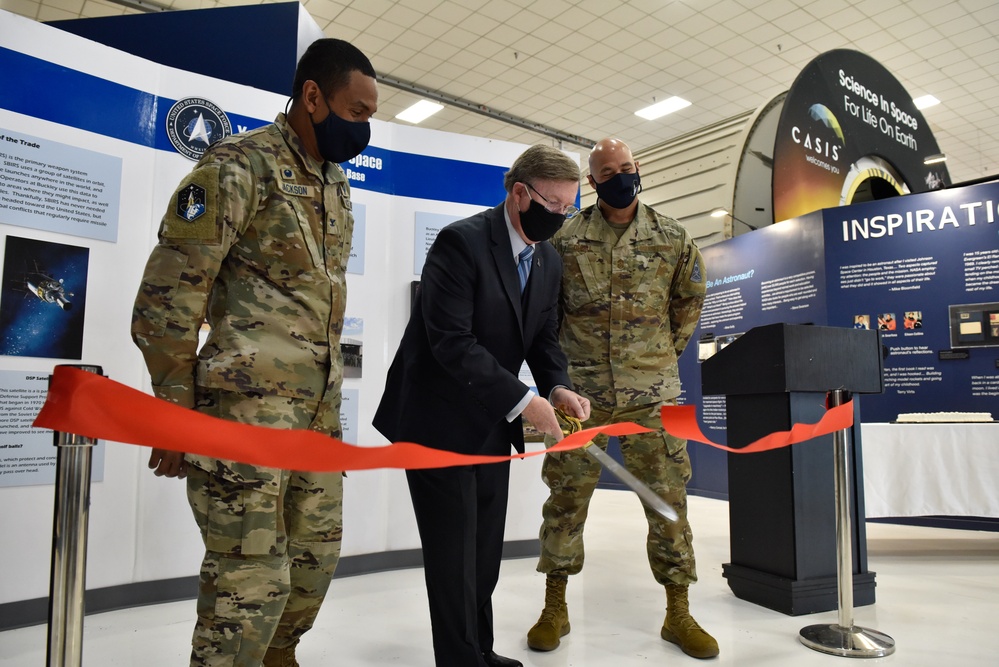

{"left": 374, "top": 144, "right": 591, "bottom": 667}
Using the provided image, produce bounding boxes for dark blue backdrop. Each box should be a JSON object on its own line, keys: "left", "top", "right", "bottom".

{"left": 679, "top": 182, "right": 999, "bottom": 497}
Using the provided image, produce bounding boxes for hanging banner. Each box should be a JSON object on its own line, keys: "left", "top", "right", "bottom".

{"left": 772, "top": 49, "right": 949, "bottom": 223}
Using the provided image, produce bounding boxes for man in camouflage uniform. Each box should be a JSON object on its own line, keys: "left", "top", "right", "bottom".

{"left": 131, "top": 39, "right": 378, "bottom": 667}
{"left": 527, "top": 138, "right": 717, "bottom": 659}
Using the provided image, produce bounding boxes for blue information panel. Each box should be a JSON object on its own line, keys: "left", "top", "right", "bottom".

{"left": 680, "top": 181, "right": 999, "bottom": 437}
{"left": 679, "top": 213, "right": 828, "bottom": 449}
{"left": 822, "top": 181, "right": 999, "bottom": 420}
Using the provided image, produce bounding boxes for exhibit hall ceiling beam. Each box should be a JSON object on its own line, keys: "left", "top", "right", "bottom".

{"left": 377, "top": 74, "right": 596, "bottom": 151}
{"left": 107, "top": 0, "right": 169, "bottom": 12}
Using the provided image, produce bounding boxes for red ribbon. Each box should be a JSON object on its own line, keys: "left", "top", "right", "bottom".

{"left": 32, "top": 367, "right": 650, "bottom": 471}
{"left": 659, "top": 401, "right": 854, "bottom": 453}
{"left": 32, "top": 367, "right": 854, "bottom": 472}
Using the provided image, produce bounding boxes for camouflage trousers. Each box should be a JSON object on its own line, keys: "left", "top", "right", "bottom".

{"left": 185, "top": 388, "right": 343, "bottom": 667}
{"left": 538, "top": 401, "right": 696, "bottom": 586}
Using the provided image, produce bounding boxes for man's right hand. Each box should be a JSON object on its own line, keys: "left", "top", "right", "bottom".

{"left": 521, "top": 395, "right": 564, "bottom": 442}
{"left": 148, "top": 448, "right": 188, "bottom": 478}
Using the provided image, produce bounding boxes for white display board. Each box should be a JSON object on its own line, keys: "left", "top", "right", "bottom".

{"left": 0, "top": 9, "right": 576, "bottom": 609}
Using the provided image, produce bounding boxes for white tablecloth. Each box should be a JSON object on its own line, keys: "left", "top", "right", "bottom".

{"left": 861, "top": 423, "right": 999, "bottom": 518}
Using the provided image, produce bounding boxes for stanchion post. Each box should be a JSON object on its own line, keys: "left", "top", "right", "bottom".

{"left": 798, "top": 389, "right": 895, "bottom": 658}
{"left": 46, "top": 364, "right": 103, "bottom": 667}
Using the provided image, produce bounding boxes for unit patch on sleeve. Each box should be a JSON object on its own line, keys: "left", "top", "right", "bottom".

{"left": 690, "top": 256, "right": 703, "bottom": 283}
{"left": 176, "top": 183, "right": 206, "bottom": 221}
{"left": 162, "top": 165, "right": 220, "bottom": 242}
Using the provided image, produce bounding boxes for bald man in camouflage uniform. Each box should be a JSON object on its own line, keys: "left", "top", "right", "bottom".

{"left": 527, "top": 138, "right": 717, "bottom": 659}
{"left": 131, "top": 39, "right": 377, "bottom": 667}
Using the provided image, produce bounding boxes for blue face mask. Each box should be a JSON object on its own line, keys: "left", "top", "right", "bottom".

{"left": 312, "top": 96, "right": 370, "bottom": 164}
{"left": 594, "top": 171, "right": 642, "bottom": 209}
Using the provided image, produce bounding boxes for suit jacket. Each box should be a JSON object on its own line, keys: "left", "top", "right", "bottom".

{"left": 374, "top": 204, "right": 571, "bottom": 455}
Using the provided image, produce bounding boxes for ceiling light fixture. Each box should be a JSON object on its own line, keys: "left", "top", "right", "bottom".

{"left": 912, "top": 95, "right": 940, "bottom": 110}
{"left": 635, "top": 96, "right": 691, "bottom": 120}
{"left": 395, "top": 100, "right": 444, "bottom": 124}
{"left": 923, "top": 153, "right": 947, "bottom": 165}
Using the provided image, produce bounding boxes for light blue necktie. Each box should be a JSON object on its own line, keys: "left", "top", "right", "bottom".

{"left": 517, "top": 245, "right": 534, "bottom": 293}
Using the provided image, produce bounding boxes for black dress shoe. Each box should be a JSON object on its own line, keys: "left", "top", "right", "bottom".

{"left": 482, "top": 650, "right": 523, "bottom": 667}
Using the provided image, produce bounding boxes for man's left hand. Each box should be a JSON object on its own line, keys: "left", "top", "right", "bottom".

{"left": 551, "top": 387, "right": 591, "bottom": 422}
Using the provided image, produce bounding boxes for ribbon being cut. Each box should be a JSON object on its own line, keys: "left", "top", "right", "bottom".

{"left": 32, "top": 366, "right": 854, "bottom": 472}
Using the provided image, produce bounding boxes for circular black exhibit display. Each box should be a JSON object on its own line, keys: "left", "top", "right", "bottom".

{"left": 772, "top": 49, "right": 949, "bottom": 223}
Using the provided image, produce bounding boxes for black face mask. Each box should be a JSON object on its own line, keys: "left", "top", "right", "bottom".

{"left": 520, "top": 198, "right": 566, "bottom": 243}
{"left": 594, "top": 171, "right": 642, "bottom": 209}
{"left": 312, "top": 97, "right": 370, "bottom": 163}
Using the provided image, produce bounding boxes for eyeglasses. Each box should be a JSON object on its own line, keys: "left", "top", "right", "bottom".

{"left": 524, "top": 182, "right": 580, "bottom": 220}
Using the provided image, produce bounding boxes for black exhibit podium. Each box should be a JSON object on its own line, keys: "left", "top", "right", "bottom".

{"left": 701, "top": 323, "right": 883, "bottom": 616}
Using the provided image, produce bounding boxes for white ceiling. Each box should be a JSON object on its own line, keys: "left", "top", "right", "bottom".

{"left": 7, "top": 0, "right": 999, "bottom": 184}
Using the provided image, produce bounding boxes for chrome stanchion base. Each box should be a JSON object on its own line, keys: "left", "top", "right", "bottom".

{"left": 799, "top": 623, "right": 895, "bottom": 658}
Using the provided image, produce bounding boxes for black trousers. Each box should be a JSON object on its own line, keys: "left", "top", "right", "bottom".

{"left": 407, "top": 460, "right": 511, "bottom": 667}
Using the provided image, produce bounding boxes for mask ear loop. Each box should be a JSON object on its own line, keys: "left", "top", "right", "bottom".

{"left": 288, "top": 81, "right": 329, "bottom": 121}
{"left": 519, "top": 182, "right": 534, "bottom": 213}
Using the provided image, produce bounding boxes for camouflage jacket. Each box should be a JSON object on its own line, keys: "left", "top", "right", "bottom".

{"left": 131, "top": 113, "right": 353, "bottom": 437}
{"left": 552, "top": 202, "right": 706, "bottom": 408}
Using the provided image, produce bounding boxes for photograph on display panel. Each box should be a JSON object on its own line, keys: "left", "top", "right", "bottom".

{"left": 0, "top": 235, "right": 89, "bottom": 359}
{"left": 949, "top": 302, "right": 999, "bottom": 348}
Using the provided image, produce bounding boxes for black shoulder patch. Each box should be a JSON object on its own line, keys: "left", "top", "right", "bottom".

{"left": 162, "top": 166, "right": 221, "bottom": 242}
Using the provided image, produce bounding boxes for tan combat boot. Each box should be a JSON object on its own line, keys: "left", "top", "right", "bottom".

{"left": 262, "top": 646, "right": 300, "bottom": 667}
{"left": 661, "top": 583, "right": 719, "bottom": 659}
{"left": 526, "top": 575, "right": 570, "bottom": 651}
